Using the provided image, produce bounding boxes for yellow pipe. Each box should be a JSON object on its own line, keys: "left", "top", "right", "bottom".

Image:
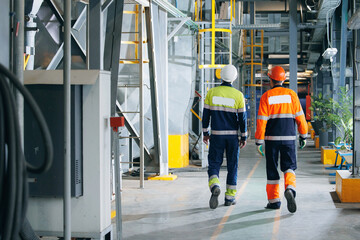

{"left": 198, "top": 64, "right": 227, "bottom": 69}
{"left": 261, "top": 30, "right": 264, "bottom": 61}
{"left": 233, "top": 0, "right": 236, "bottom": 19}
{"left": 199, "top": 28, "right": 232, "bottom": 33}
{"left": 121, "top": 41, "right": 140, "bottom": 44}
{"left": 200, "top": 0, "right": 203, "bottom": 21}
{"left": 243, "top": 30, "right": 246, "bottom": 59}
{"left": 230, "top": 0, "right": 232, "bottom": 21}
{"left": 261, "top": 30, "right": 264, "bottom": 84}
{"left": 244, "top": 62, "right": 262, "bottom": 66}
{"left": 191, "top": 109, "right": 202, "bottom": 121}
{"left": 211, "top": 0, "right": 215, "bottom": 66}
{"left": 119, "top": 60, "right": 149, "bottom": 64}
{"left": 135, "top": 5, "right": 139, "bottom": 59}
{"left": 124, "top": 11, "right": 138, "bottom": 14}
{"left": 195, "top": 0, "right": 198, "bottom": 21}
{"left": 243, "top": 84, "right": 263, "bottom": 87}
{"left": 198, "top": 33, "right": 201, "bottom": 63}
{"left": 251, "top": 30, "right": 254, "bottom": 85}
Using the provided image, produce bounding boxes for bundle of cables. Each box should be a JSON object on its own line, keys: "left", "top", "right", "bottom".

{"left": 0, "top": 63, "right": 53, "bottom": 240}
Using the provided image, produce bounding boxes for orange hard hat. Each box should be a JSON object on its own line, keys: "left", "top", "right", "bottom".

{"left": 267, "top": 66, "right": 286, "bottom": 81}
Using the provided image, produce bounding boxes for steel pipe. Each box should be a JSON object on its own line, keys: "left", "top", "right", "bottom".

{"left": 63, "top": 0, "right": 71, "bottom": 238}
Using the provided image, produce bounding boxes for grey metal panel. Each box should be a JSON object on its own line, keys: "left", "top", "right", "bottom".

{"left": 25, "top": 85, "right": 83, "bottom": 198}
{"left": 0, "top": 0, "right": 9, "bottom": 67}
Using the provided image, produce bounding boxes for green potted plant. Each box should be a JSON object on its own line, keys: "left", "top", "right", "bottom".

{"left": 332, "top": 87, "right": 353, "bottom": 151}
{"left": 309, "top": 93, "right": 336, "bottom": 147}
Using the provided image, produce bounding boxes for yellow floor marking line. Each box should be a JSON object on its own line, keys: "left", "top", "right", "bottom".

{"left": 271, "top": 179, "right": 284, "bottom": 240}
{"left": 271, "top": 200, "right": 282, "bottom": 240}
{"left": 210, "top": 159, "right": 262, "bottom": 240}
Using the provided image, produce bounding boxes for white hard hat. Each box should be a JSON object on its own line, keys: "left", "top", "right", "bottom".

{"left": 221, "top": 65, "right": 238, "bottom": 83}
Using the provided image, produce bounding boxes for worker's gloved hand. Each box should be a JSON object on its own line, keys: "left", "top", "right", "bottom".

{"left": 299, "top": 138, "right": 306, "bottom": 149}
{"left": 257, "top": 144, "right": 265, "bottom": 156}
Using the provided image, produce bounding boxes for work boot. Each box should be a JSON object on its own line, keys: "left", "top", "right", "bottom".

{"left": 224, "top": 199, "right": 236, "bottom": 206}
{"left": 285, "top": 189, "right": 297, "bottom": 213}
{"left": 209, "top": 186, "right": 220, "bottom": 209}
{"left": 265, "top": 202, "right": 281, "bottom": 210}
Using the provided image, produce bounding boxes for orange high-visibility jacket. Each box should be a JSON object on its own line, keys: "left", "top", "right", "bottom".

{"left": 255, "top": 86, "right": 308, "bottom": 144}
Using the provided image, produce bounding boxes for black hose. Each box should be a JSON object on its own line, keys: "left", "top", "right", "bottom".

{"left": 0, "top": 63, "right": 52, "bottom": 240}
{"left": 0, "top": 64, "right": 53, "bottom": 173}
{"left": 0, "top": 75, "right": 17, "bottom": 240}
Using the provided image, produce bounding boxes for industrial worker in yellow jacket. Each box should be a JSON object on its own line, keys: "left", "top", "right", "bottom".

{"left": 202, "top": 64, "right": 247, "bottom": 209}
{"left": 255, "top": 66, "right": 308, "bottom": 213}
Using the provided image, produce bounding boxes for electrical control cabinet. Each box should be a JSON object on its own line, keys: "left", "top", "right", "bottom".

{"left": 24, "top": 84, "right": 83, "bottom": 197}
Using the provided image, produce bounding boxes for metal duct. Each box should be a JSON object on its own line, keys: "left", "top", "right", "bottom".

{"left": 309, "top": 0, "right": 341, "bottom": 44}
{"left": 306, "top": 0, "right": 341, "bottom": 68}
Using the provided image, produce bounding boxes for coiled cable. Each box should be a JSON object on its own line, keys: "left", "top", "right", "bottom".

{"left": 0, "top": 63, "right": 53, "bottom": 240}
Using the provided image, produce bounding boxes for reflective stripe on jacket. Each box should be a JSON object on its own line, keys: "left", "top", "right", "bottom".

{"left": 255, "top": 85, "right": 308, "bottom": 144}
{"left": 202, "top": 82, "right": 247, "bottom": 139}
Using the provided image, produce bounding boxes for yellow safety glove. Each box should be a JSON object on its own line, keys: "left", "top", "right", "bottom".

{"left": 257, "top": 145, "right": 264, "bottom": 156}
{"left": 299, "top": 138, "right": 306, "bottom": 149}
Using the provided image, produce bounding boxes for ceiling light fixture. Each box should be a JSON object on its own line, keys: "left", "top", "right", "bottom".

{"left": 322, "top": 48, "right": 338, "bottom": 62}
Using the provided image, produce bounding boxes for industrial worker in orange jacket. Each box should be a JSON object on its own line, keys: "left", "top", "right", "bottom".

{"left": 255, "top": 66, "right": 308, "bottom": 213}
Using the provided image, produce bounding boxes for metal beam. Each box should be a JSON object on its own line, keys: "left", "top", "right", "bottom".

{"left": 233, "top": 23, "right": 283, "bottom": 30}
{"left": 152, "top": 0, "right": 198, "bottom": 30}
{"left": 89, "top": 0, "right": 103, "bottom": 69}
{"left": 145, "top": 5, "right": 162, "bottom": 170}
{"left": 71, "top": 6, "right": 87, "bottom": 56}
{"left": 47, "top": 43, "right": 64, "bottom": 70}
{"left": 116, "top": 101, "right": 152, "bottom": 163}
{"left": 353, "top": 24, "right": 360, "bottom": 175}
{"left": 289, "top": 0, "right": 297, "bottom": 93}
{"left": 339, "top": 0, "right": 348, "bottom": 87}
{"left": 167, "top": 17, "right": 189, "bottom": 41}
{"left": 109, "top": 0, "right": 124, "bottom": 116}
{"left": 45, "top": 6, "right": 87, "bottom": 70}
{"left": 139, "top": 5, "right": 145, "bottom": 189}
{"left": 101, "top": 0, "right": 114, "bottom": 12}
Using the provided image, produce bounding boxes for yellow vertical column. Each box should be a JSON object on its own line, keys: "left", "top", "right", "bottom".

{"left": 168, "top": 134, "right": 189, "bottom": 168}
{"left": 211, "top": 0, "right": 216, "bottom": 66}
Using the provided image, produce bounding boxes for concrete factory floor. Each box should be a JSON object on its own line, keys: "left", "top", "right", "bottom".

{"left": 118, "top": 139, "right": 360, "bottom": 240}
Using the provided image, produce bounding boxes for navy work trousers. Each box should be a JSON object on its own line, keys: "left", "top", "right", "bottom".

{"left": 265, "top": 140, "right": 297, "bottom": 180}
{"left": 207, "top": 135, "right": 239, "bottom": 186}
